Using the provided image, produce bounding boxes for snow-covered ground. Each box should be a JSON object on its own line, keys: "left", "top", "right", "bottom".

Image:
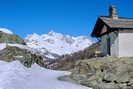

{"left": 0, "top": 61, "right": 91, "bottom": 89}
{"left": 0, "top": 43, "right": 6, "bottom": 50}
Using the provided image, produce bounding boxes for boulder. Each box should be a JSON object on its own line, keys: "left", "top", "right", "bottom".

{"left": 0, "top": 46, "right": 44, "bottom": 68}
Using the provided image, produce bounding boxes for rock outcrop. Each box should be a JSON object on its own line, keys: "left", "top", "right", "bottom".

{"left": 0, "top": 45, "right": 44, "bottom": 67}
{"left": 70, "top": 57, "right": 133, "bottom": 89}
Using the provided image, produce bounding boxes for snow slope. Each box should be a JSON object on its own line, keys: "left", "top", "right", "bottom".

{"left": 0, "top": 43, "right": 56, "bottom": 60}
{"left": 0, "top": 43, "right": 34, "bottom": 53}
{"left": 0, "top": 43, "right": 6, "bottom": 50}
{"left": 0, "top": 61, "right": 91, "bottom": 89}
{"left": 25, "top": 31, "right": 92, "bottom": 57}
{"left": 0, "top": 28, "right": 13, "bottom": 34}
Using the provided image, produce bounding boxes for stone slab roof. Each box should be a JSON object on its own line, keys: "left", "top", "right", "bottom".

{"left": 100, "top": 16, "right": 133, "bottom": 28}
{"left": 91, "top": 16, "right": 133, "bottom": 37}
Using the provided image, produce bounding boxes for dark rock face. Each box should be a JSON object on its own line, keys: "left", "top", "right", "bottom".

{"left": 70, "top": 57, "right": 133, "bottom": 89}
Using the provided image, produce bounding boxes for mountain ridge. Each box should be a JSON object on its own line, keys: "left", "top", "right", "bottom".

{"left": 25, "top": 31, "right": 92, "bottom": 59}
{"left": 0, "top": 28, "right": 92, "bottom": 60}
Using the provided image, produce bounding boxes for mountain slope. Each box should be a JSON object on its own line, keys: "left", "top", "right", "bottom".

{"left": 25, "top": 31, "right": 92, "bottom": 59}
{"left": 0, "top": 44, "right": 44, "bottom": 67}
{"left": 0, "top": 28, "right": 44, "bottom": 67}
{"left": 0, "top": 28, "right": 25, "bottom": 44}
{"left": 44, "top": 42, "right": 100, "bottom": 70}
{"left": 0, "top": 28, "right": 92, "bottom": 60}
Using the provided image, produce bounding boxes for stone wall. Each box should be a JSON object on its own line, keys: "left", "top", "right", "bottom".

{"left": 100, "top": 25, "right": 119, "bottom": 57}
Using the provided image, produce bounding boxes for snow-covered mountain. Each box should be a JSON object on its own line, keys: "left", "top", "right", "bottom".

{"left": 0, "top": 28, "right": 92, "bottom": 60}
{"left": 0, "top": 28, "right": 13, "bottom": 34}
{"left": 25, "top": 31, "right": 92, "bottom": 59}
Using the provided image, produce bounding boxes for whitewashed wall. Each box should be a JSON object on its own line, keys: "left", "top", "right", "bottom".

{"left": 119, "top": 29, "right": 133, "bottom": 57}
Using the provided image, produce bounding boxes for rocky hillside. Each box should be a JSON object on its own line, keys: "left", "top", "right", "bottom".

{"left": 44, "top": 42, "right": 100, "bottom": 70}
{"left": 0, "top": 28, "right": 45, "bottom": 67}
{"left": 70, "top": 57, "right": 133, "bottom": 89}
{"left": 0, "top": 28, "right": 25, "bottom": 44}
{"left": 0, "top": 45, "right": 44, "bottom": 67}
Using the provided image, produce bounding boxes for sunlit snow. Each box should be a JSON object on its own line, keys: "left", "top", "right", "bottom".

{"left": 0, "top": 43, "right": 6, "bottom": 50}
{"left": 0, "top": 61, "right": 91, "bottom": 89}
{"left": 25, "top": 31, "right": 92, "bottom": 56}
{"left": 0, "top": 28, "right": 13, "bottom": 34}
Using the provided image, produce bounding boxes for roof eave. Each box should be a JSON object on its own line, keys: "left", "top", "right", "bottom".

{"left": 91, "top": 17, "right": 111, "bottom": 38}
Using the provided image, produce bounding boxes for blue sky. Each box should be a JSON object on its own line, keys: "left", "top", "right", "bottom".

{"left": 0, "top": 0, "right": 132, "bottom": 38}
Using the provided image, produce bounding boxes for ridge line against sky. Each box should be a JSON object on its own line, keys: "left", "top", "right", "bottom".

{"left": 0, "top": 0, "right": 132, "bottom": 38}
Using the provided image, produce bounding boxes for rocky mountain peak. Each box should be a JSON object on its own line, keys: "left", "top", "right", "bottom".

{"left": 25, "top": 31, "right": 92, "bottom": 58}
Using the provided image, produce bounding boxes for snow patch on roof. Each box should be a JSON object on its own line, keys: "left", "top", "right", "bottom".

{"left": 0, "top": 28, "right": 13, "bottom": 34}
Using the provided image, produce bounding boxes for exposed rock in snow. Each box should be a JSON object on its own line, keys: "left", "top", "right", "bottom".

{"left": 25, "top": 31, "right": 92, "bottom": 59}
{"left": 0, "top": 61, "right": 91, "bottom": 89}
{"left": 0, "top": 43, "right": 34, "bottom": 53}
{"left": 0, "top": 28, "right": 13, "bottom": 34}
{"left": 0, "top": 43, "right": 57, "bottom": 61}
